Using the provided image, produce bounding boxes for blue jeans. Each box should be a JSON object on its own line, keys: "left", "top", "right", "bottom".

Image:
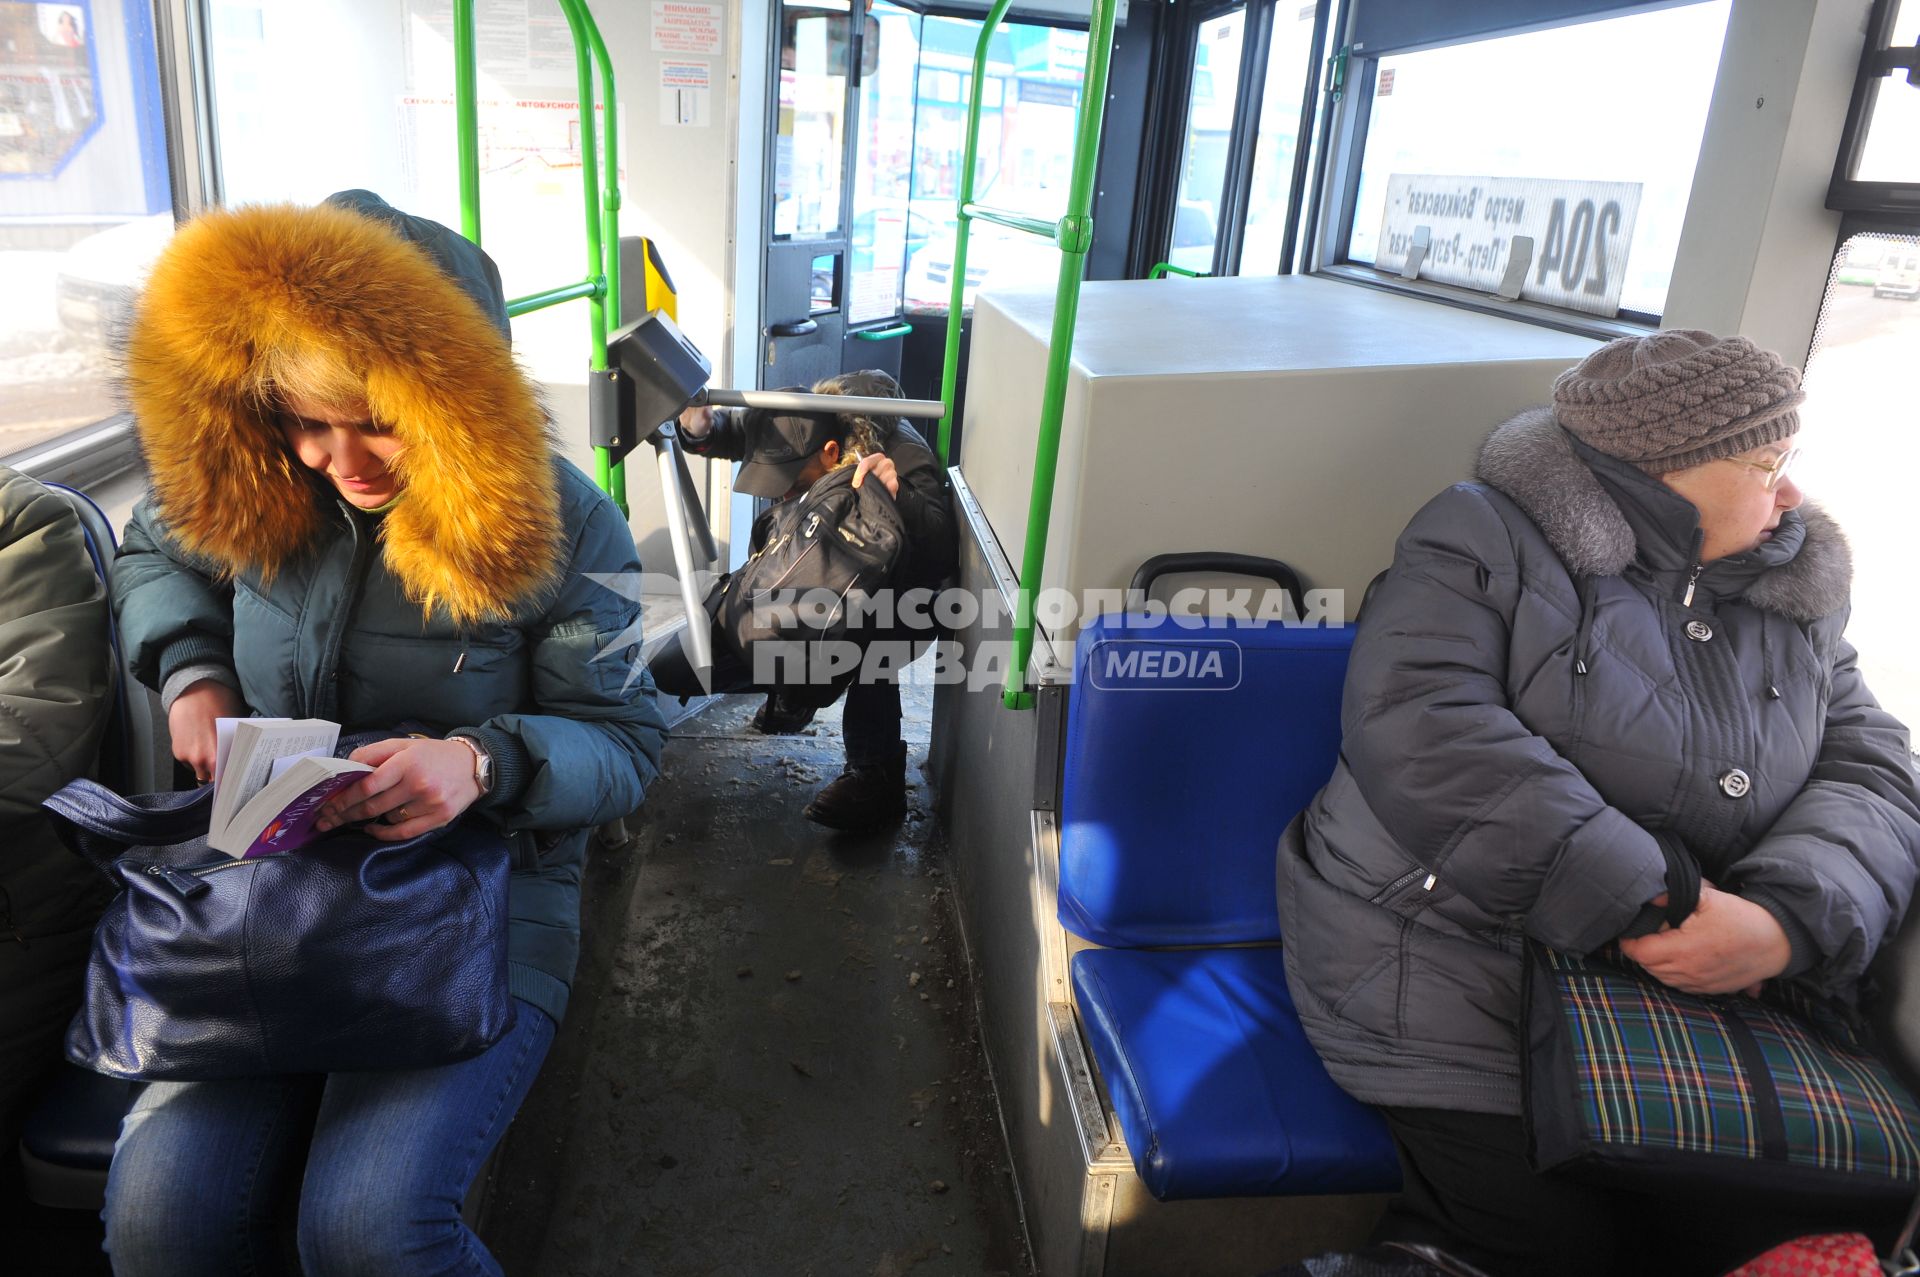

{"left": 102, "top": 999, "right": 555, "bottom": 1277}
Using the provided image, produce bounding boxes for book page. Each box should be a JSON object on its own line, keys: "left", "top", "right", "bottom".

{"left": 213, "top": 718, "right": 241, "bottom": 787}
{"left": 209, "top": 720, "right": 340, "bottom": 845}
{"left": 214, "top": 754, "right": 371, "bottom": 858}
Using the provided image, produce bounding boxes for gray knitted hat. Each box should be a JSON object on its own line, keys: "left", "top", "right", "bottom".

{"left": 1551, "top": 329, "right": 1804, "bottom": 474}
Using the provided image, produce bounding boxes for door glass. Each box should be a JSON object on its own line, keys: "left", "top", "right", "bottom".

{"left": 1854, "top": 0, "right": 1919, "bottom": 184}
{"left": 0, "top": 1, "right": 173, "bottom": 458}
{"left": 810, "top": 251, "right": 839, "bottom": 313}
{"left": 901, "top": 15, "right": 1087, "bottom": 312}
{"left": 1237, "top": 3, "right": 1319, "bottom": 275}
{"left": 847, "top": 1, "right": 922, "bottom": 324}
{"left": 776, "top": 3, "right": 850, "bottom": 240}
{"left": 1170, "top": 11, "right": 1244, "bottom": 274}
{"left": 1801, "top": 233, "right": 1920, "bottom": 727}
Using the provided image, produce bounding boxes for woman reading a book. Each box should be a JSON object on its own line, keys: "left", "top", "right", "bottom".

{"left": 105, "top": 190, "right": 666, "bottom": 1277}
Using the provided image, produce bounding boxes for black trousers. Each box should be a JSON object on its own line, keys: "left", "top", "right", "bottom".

{"left": 1377, "top": 1107, "right": 1910, "bottom": 1277}
{"left": 648, "top": 626, "right": 923, "bottom": 767}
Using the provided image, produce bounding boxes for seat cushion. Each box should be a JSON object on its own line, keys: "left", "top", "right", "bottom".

{"left": 1071, "top": 946, "right": 1400, "bottom": 1200}
{"left": 1059, "top": 616, "right": 1353, "bottom": 947}
{"left": 20, "top": 1061, "right": 134, "bottom": 1171}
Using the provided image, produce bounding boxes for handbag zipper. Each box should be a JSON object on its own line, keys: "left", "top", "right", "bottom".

{"left": 137, "top": 862, "right": 216, "bottom": 897}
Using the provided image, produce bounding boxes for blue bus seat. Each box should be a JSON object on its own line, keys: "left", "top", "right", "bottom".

{"left": 1071, "top": 947, "right": 1400, "bottom": 1200}
{"left": 1056, "top": 589, "right": 1400, "bottom": 1200}
{"left": 1059, "top": 614, "right": 1352, "bottom": 947}
{"left": 18, "top": 1062, "right": 133, "bottom": 1210}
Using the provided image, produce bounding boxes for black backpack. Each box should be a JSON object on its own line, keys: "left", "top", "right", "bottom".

{"left": 715, "top": 465, "right": 908, "bottom": 699}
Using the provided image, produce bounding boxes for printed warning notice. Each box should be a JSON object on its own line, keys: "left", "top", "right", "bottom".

{"left": 660, "top": 60, "right": 712, "bottom": 127}
{"left": 652, "top": 1, "right": 722, "bottom": 55}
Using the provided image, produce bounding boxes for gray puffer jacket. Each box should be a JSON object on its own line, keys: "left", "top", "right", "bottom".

{"left": 1277, "top": 408, "right": 1920, "bottom": 1116}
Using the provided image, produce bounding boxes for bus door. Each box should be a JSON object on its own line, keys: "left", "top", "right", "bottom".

{"left": 764, "top": 2, "right": 880, "bottom": 390}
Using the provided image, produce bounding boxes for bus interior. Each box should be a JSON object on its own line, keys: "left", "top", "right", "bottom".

{"left": 6, "top": 0, "right": 1920, "bottom": 1273}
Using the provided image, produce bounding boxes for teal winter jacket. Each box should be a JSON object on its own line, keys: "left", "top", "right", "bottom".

{"left": 114, "top": 464, "right": 664, "bottom": 1024}
{"left": 111, "top": 193, "right": 665, "bottom": 1025}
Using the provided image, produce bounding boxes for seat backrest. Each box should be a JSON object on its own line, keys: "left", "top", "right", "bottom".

{"left": 44, "top": 483, "right": 170, "bottom": 794}
{"left": 1058, "top": 611, "right": 1354, "bottom": 947}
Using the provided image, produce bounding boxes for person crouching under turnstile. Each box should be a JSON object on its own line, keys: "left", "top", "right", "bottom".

{"left": 650, "top": 370, "right": 957, "bottom": 832}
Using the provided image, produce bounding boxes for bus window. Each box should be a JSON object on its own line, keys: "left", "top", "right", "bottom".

{"left": 1803, "top": 233, "right": 1920, "bottom": 728}
{"left": 900, "top": 16, "right": 1087, "bottom": 314}
{"left": 0, "top": 2, "right": 171, "bottom": 470}
{"left": 1852, "top": 0, "right": 1919, "bottom": 185}
{"left": 1236, "top": 2, "right": 1320, "bottom": 277}
{"left": 1342, "top": 1, "right": 1731, "bottom": 321}
{"left": 1171, "top": 11, "right": 1244, "bottom": 274}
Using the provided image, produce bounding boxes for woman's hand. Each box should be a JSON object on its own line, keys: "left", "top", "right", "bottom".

{"left": 1619, "top": 882, "right": 1791, "bottom": 996}
{"left": 169, "top": 679, "right": 246, "bottom": 783}
{"left": 850, "top": 452, "right": 900, "bottom": 498}
{"left": 315, "top": 737, "right": 485, "bottom": 841}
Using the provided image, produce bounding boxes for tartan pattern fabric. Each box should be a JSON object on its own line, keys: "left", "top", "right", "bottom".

{"left": 1534, "top": 946, "right": 1920, "bottom": 1183}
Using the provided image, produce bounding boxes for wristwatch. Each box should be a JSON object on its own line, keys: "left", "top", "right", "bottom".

{"left": 452, "top": 734, "right": 494, "bottom": 795}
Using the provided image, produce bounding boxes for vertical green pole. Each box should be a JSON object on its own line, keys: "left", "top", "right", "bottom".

{"left": 1002, "top": 0, "right": 1118, "bottom": 709}
{"left": 453, "top": 0, "right": 481, "bottom": 244}
{"left": 583, "top": 14, "right": 626, "bottom": 504}
{"left": 935, "top": 0, "right": 1016, "bottom": 467}
{"left": 554, "top": 0, "right": 621, "bottom": 515}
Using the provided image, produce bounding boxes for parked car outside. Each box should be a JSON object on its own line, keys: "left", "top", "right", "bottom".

{"left": 1873, "top": 249, "right": 1919, "bottom": 301}
{"left": 54, "top": 214, "right": 174, "bottom": 346}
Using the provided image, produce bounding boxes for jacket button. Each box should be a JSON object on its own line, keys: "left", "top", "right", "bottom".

{"left": 1686, "top": 620, "right": 1714, "bottom": 642}
{"left": 1719, "top": 768, "right": 1751, "bottom": 799}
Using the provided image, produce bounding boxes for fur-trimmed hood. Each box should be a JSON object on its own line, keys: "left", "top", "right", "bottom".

{"left": 124, "top": 197, "right": 562, "bottom": 625}
{"left": 1476, "top": 406, "right": 1850, "bottom": 622}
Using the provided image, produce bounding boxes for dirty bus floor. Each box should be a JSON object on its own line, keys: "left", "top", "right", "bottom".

{"left": 483, "top": 676, "right": 1030, "bottom": 1276}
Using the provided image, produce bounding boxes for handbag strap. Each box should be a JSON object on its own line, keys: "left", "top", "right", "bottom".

{"left": 40, "top": 778, "right": 214, "bottom": 872}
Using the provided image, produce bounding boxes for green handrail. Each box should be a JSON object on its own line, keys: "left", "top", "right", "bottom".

{"left": 935, "top": 0, "right": 1119, "bottom": 710}
{"left": 507, "top": 280, "right": 604, "bottom": 317}
{"left": 1149, "top": 262, "right": 1206, "bottom": 279}
{"left": 452, "top": 0, "right": 629, "bottom": 516}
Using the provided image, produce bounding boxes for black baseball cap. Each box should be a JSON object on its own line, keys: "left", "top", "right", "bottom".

{"left": 734, "top": 395, "right": 836, "bottom": 498}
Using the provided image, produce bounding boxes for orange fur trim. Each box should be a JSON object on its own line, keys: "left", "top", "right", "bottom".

{"left": 125, "top": 202, "right": 563, "bottom": 625}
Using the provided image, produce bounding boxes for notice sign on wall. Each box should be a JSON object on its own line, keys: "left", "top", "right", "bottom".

{"left": 1374, "top": 175, "right": 1643, "bottom": 317}
{"left": 660, "top": 60, "right": 711, "bottom": 127}
{"left": 652, "top": 1, "right": 721, "bottom": 55}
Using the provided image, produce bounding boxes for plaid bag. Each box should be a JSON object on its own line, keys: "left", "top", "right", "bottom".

{"left": 1522, "top": 942, "right": 1920, "bottom": 1200}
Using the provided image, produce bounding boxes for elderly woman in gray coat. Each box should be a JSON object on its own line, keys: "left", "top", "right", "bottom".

{"left": 1277, "top": 330, "right": 1920, "bottom": 1277}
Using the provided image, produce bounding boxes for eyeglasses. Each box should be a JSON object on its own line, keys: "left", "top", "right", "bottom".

{"left": 1722, "top": 447, "right": 1801, "bottom": 491}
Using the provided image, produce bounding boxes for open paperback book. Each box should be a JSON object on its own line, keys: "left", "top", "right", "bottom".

{"left": 207, "top": 719, "right": 372, "bottom": 858}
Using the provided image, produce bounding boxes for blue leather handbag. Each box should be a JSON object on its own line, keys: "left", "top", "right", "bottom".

{"left": 42, "top": 776, "right": 515, "bottom": 1081}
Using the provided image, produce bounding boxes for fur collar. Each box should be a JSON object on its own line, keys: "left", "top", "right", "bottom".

{"left": 124, "top": 202, "right": 563, "bottom": 625}
{"left": 1475, "top": 407, "right": 1851, "bottom": 622}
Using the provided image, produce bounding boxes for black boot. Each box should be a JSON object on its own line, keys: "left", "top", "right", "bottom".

{"left": 804, "top": 742, "right": 908, "bottom": 831}
{"left": 750, "top": 692, "right": 818, "bottom": 735}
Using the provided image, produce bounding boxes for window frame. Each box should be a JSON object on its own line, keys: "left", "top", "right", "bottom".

{"left": 1826, "top": 0, "right": 1920, "bottom": 216}
{"left": 1307, "top": 0, "right": 1728, "bottom": 337}
{"left": 1128, "top": 0, "right": 1331, "bottom": 280}
{"left": 0, "top": 0, "right": 207, "bottom": 483}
